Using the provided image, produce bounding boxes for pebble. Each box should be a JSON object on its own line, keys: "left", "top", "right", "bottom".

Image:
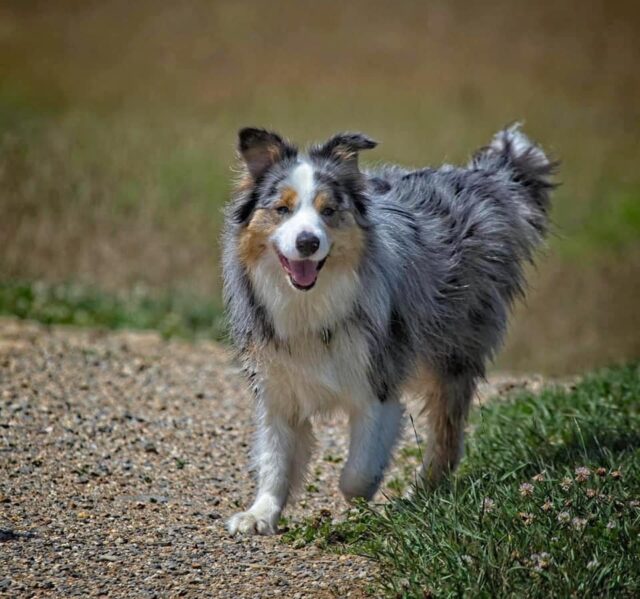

{"left": 98, "top": 554, "right": 119, "bottom": 562}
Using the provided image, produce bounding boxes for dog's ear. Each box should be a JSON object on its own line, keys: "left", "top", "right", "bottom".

{"left": 238, "top": 127, "right": 297, "bottom": 180}
{"left": 311, "top": 132, "right": 378, "bottom": 174}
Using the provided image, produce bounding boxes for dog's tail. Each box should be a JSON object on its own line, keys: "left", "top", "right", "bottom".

{"left": 470, "top": 123, "right": 557, "bottom": 237}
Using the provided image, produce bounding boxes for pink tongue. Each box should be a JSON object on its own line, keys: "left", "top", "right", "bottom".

{"left": 289, "top": 260, "right": 318, "bottom": 287}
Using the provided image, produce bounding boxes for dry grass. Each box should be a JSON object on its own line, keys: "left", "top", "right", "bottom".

{"left": 0, "top": 0, "right": 638, "bottom": 372}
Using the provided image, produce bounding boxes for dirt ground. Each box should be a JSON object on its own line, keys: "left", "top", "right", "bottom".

{"left": 0, "top": 318, "right": 549, "bottom": 598}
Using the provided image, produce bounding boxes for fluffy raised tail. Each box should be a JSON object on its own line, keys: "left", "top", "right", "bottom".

{"left": 470, "top": 124, "right": 557, "bottom": 236}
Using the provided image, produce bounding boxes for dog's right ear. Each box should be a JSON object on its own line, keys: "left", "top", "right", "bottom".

{"left": 311, "top": 132, "right": 378, "bottom": 176}
{"left": 238, "top": 128, "right": 297, "bottom": 180}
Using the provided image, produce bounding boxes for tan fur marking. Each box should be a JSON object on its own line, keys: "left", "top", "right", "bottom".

{"left": 411, "top": 365, "right": 473, "bottom": 487}
{"left": 278, "top": 187, "right": 298, "bottom": 211}
{"left": 313, "top": 192, "right": 331, "bottom": 212}
{"left": 238, "top": 209, "right": 278, "bottom": 267}
{"left": 333, "top": 146, "right": 357, "bottom": 161}
{"left": 267, "top": 144, "right": 282, "bottom": 163}
{"left": 234, "top": 172, "right": 254, "bottom": 193}
{"left": 324, "top": 213, "right": 365, "bottom": 273}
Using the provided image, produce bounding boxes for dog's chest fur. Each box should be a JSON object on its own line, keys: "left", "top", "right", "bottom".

{"left": 251, "top": 255, "right": 370, "bottom": 418}
{"left": 258, "top": 327, "right": 372, "bottom": 419}
{"left": 250, "top": 257, "right": 372, "bottom": 418}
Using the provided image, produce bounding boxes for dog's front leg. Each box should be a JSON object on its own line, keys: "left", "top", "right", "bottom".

{"left": 339, "top": 398, "right": 404, "bottom": 501}
{"left": 228, "top": 402, "right": 313, "bottom": 535}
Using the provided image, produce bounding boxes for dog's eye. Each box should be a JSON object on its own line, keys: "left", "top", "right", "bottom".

{"left": 321, "top": 207, "right": 336, "bottom": 217}
{"left": 276, "top": 206, "right": 290, "bottom": 215}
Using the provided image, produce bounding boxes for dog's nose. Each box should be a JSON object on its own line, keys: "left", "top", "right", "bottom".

{"left": 295, "top": 231, "right": 320, "bottom": 257}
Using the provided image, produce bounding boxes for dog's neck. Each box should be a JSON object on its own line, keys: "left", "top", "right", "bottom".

{"left": 249, "top": 253, "right": 361, "bottom": 341}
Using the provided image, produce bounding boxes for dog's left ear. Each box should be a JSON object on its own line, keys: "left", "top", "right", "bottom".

{"left": 311, "top": 132, "right": 378, "bottom": 174}
{"left": 238, "top": 127, "right": 297, "bottom": 180}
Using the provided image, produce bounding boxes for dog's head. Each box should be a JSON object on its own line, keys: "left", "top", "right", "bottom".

{"left": 232, "top": 128, "right": 377, "bottom": 291}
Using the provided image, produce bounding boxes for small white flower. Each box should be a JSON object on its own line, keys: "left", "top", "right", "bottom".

{"left": 587, "top": 559, "right": 599, "bottom": 570}
{"left": 519, "top": 483, "right": 534, "bottom": 497}
{"left": 571, "top": 517, "right": 587, "bottom": 530}
{"left": 557, "top": 511, "right": 570, "bottom": 524}
{"left": 482, "top": 497, "right": 495, "bottom": 513}
{"left": 606, "top": 520, "right": 617, "bottom": 530}
{"left": 574, "top": 467, "right": 591, "bottom": 483}
{"left": 530, "top": 552, "right": 551, "bottom": 572}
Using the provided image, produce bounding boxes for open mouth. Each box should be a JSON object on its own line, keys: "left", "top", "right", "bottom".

{"left": 276, "top": 251, "right": 326, "bottom": 291}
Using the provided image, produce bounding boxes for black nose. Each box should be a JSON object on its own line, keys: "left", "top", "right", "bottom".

{"left": 295, "top": 231, "right": 320, "bottom": 257}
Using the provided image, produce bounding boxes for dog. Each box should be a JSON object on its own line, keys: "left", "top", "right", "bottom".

{"left": 222, "top": 124, "right": 555, "bottom": 535}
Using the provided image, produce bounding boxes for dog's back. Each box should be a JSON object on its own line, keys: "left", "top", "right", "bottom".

{"left": 361, "top": 124, "right": 556, "bottom": 381}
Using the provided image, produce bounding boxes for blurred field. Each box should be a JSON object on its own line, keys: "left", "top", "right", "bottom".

{"left": 1, "top": 0, "right": 639, "bottom": 373}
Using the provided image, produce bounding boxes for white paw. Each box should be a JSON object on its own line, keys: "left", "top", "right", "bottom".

{"left": 227, "top": 510, "right": 278, "bottom": 536}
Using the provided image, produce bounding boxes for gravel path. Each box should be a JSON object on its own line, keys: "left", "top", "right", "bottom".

{"left": 0, "top": 318, "right": 548, "bottom": 597}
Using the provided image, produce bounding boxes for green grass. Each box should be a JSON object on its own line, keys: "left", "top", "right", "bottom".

{"left": 0, "top": 280, "right": 226, "bottom": 341}
{"left": 284, "top": 364, "right": 640, "bottom": 598}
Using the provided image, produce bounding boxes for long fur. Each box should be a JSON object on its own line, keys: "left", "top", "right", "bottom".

{"left": 223, "top": 124, "right": 556, "bottom": 534}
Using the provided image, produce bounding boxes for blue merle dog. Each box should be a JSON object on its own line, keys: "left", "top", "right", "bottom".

{"left": 223, "top": 124, "right": 555, "bottom": 534}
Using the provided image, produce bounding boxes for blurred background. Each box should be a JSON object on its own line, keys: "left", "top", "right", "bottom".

{"left": 0, "top": 0, "right": 638, "bottom": 374}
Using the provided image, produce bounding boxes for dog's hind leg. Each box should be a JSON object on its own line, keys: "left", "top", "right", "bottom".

{"left": 418, "top": 369, "right": 476, "bottom": 487}
{"left": 228, "top": 403, "right": 315, "bottom": 535}
{"left": 339, "top": 398, "right": 405, "bottom": 501}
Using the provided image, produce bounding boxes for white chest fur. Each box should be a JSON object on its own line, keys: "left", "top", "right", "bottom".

{"left": 249, "top": 251, "right": 373, "bottom": 420}
{"left": 258, "top": 326, "right": 372, "bottom": 421}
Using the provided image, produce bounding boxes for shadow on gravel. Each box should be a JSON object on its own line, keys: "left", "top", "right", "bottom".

{"left": 0, "top": 529, "right": 35, "bottom": 543}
